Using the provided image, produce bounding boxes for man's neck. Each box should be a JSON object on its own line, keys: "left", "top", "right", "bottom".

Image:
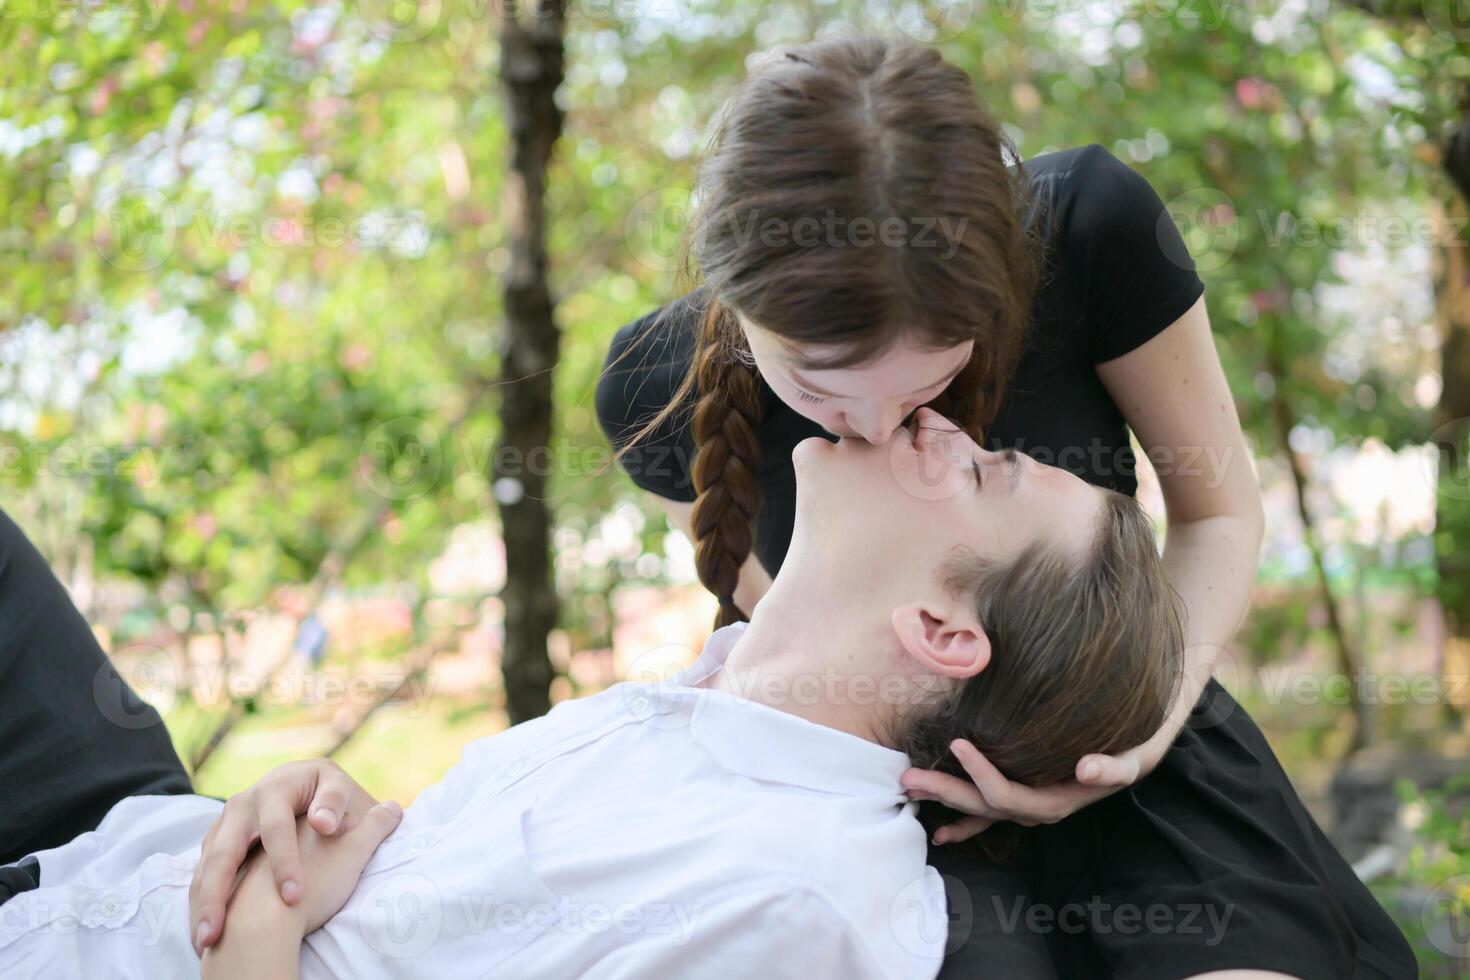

{"left": 706, "top": 590, "right": 893, "bottom": 746}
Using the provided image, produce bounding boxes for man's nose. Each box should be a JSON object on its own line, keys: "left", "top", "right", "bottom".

{"left": 912, "top": 409, "right": 970, "bottom": 464}
{"left": 913, "top": 407, "right": 957, "bottom": 431}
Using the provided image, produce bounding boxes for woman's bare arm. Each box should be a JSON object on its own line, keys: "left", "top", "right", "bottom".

{"left": 1097, "top": 293, "right": 1266, "bottom": 752}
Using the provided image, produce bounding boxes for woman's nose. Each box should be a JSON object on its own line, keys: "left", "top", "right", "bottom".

{"left": 844, "top": 406, "right": 905, "bottom": 445}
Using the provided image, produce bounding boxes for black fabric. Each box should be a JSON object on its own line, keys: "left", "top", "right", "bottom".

{"left": 0, "top": 856, "right": 40, "bottom": 908}
{"left": 930, "top": 843, "right": 1058, "bottom": 980}
{"left": 0, "top": 506, "right": 193, "bottom": 867}
{"left": 595, "top": 143, "right": 1208, "bottom": 575}
{"left": 1017, "top": 679, "right": 1416, "bottom": 980}
{"left": 596, "top": 142, "right": 1417, "bottom": 977}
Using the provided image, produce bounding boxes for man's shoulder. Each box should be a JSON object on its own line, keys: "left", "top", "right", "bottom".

{"left": 689, "top": 858, "right": 947, "bottom": 979}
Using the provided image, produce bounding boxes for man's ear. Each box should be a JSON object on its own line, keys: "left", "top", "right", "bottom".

{"left": 890, "top": 602, "right": 991, "bottom": 679}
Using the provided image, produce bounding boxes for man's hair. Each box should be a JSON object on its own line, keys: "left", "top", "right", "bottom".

{"left": 900, "top": 490, "right": 1186, "bottom": 787}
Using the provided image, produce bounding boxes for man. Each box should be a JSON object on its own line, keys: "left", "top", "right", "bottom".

{"left": 0, "top": 411, "right": 1181, "bottom": 977}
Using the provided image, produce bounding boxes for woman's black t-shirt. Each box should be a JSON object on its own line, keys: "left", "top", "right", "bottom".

{"left": 595, "top": 143, "right": 1206, "bottom": 576}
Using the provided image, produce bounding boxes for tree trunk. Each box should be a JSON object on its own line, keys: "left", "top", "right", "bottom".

{"left": 1266, "top": 321, "right": 1373, "bottom": 752}
{"left": 1432, "top": 95, "right": 1470, "bottom": 729}
{"left": 494, "top": 0, "right": 565, "bottom": 725}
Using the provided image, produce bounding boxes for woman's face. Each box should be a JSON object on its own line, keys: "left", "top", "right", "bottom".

{"left": 736, "top": 312, "right": 974, "bottom": 444}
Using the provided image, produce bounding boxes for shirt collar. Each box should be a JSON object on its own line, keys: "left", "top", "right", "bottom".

{"left": 664, "top": 622, "right": 913, "bottom": 802}
{"left": 670, "top": 621, "right": 746, "bottom": 688}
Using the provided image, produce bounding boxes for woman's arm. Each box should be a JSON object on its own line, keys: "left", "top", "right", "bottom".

{"left": 655, "top": 497, "right": 773, "bottom": 616}
{"left": 1096, "top": 294, "right": 1265, "bottom": 752}
{"left": 901, "top": 295, "right": 1265, "bottom": 836}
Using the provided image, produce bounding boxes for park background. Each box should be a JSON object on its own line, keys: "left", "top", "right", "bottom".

{"left": 3, "top": 0, "right": 1469, "bottom": 971}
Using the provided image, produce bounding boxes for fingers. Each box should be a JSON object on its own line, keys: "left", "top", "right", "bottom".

{"left": 933, "top": 815, "right": 992, "bottom": 845}
{"left": 306, "top": 773, "right": 354, "bottom": 835}
{"left": 1076, "top": 752, "right": 1141, "bottom": 787}
{"left": 948, "top": 740, "right": 1075, "bottom": 826}
{"left": 341, "top": 801, "right": 403, "bottom": 864}
{"left": 904, "top": 742, "right": 1135, "bottom": 838}
{"left": 256, "top": 802, "right": 304, "bottom": 905}
{"left": 948, "top": 739, "right": 1026, "bottom": 813}
{"left": 901, "top": 767, "right": 990, "bottom": 816}
{"left": 189, "top": 806, "right": 255, "bottom": 954}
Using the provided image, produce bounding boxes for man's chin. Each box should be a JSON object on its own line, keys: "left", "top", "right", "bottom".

{"left": 792, "top": 435, "right": 836, "bottom": 466}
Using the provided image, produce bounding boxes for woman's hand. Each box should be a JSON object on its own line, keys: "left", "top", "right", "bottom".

{"left": 190, "top": 759, "right": 378, "bottom": 954}
{"left": 201, "top": 801, "right": 403, "bottom": 980}
{"left": 901, "top": 737, "right": 1167, "bottom": 843}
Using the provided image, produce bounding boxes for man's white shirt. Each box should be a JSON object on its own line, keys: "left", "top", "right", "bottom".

{"left": 0, "top": 623, "right": 948, "bottom": 978}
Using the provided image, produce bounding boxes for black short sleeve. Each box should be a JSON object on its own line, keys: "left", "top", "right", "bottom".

{"left": 594, "top": 290, "right": 708, "bottom": 503}
{"left": 1063, "top": 144, "right": 1207, "bottom": 364}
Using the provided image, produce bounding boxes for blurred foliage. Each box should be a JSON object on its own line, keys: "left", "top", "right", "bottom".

{"left": 1391, "top": 771, "right": 1470, "bottom": 963}
{"left": 0, "top": 0, "right": 1467, "bottom": 962}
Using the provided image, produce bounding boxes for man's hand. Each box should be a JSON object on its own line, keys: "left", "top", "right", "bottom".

{"left": 901, "top": 736, "right": 1168, "bottom": 843}
{"left": 201, "top": 801, "right": 403, "bottom": 980}
{"left": 190, "top": 759, "right": 378, "bottom": 954}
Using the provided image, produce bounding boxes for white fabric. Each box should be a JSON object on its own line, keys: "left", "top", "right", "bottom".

{"left": 0, "top": 623, "right": 947, "bottom": 978}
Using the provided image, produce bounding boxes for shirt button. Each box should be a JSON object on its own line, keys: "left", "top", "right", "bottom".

{"left": 409, "top": 833, "right": 431, "bottom": 853}
{"left": 629, "top": 692, "right": 651, "bottom": 714}
{"left": 101, "top": 898, "right": 121, "bottom": 918}
{"left": 505, "top": 760, "right": 527, "bottom": 778}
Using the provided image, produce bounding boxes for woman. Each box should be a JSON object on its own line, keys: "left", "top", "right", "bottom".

{"left": 590, "top": 33, "right": 1414, "bottom": 980}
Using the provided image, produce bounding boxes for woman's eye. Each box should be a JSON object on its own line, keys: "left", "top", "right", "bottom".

{"left": 971, "top": 459, "right": 984, "bottom": 488}
{"left": 796, "top": 389, "right": 826, "bottom": 404}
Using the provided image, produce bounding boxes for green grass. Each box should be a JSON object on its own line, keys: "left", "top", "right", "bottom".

{"left": 171, "top": 692, "right": 509, "bottom": 804}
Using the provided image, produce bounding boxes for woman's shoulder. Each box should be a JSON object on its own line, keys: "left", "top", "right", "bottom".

{"left": 595, "top": 287, "right": 709, "bottom": 441}
{"left": 1020, "top": 142, "right": 1162, "bottom": 236}
{"left": 1020, "top": 143, "right": 1205, "bottom": 362}
{"left": 604, "top": 286, "right": 709, "bottom": 372}
{"left": 594, "top": 288, "right": 711, "bottom": 502}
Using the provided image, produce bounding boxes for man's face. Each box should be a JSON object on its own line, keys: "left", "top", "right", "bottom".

{"left": 787, "top": 408, "right": 1105, "bottom": 597}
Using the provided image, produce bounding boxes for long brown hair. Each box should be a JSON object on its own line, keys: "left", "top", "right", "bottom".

{"left": 621, "top": 34, "right": 1049, "bottom": 628}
